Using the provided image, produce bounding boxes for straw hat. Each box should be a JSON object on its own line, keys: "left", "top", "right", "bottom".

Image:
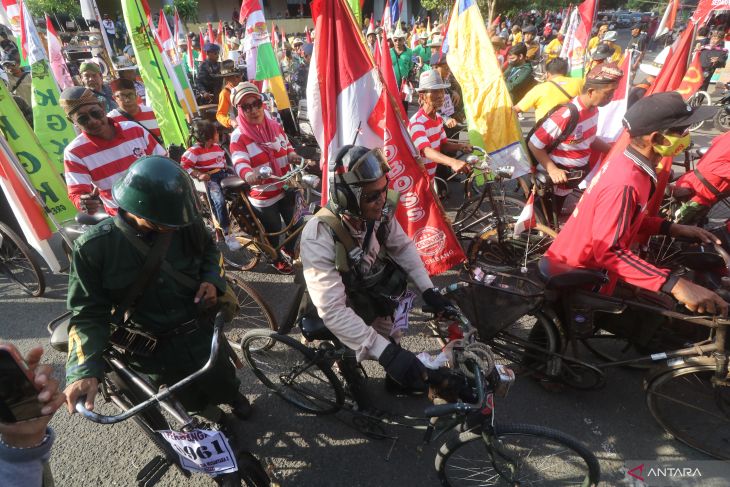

{"left": 416, "top": 70, "right": 450, "bottom": 92}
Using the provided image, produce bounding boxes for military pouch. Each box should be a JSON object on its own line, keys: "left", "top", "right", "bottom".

{"left": 109, "top": 325, "right": 159, "bottom": 357}
{"left": 346, "top": 257, "right": 409, "bottom": 325}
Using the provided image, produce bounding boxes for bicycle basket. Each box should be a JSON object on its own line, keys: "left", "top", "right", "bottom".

{"left": 445, "top": 272, "right": 544, "bottom": 340}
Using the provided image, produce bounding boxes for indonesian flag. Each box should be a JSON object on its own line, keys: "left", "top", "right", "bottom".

{"left": 46, "top": 14, "right": 74, "bottom": 90}
{"left": 271, "top": 22, "right": 279, "bottom": 50}
{"left": 596, "top": 51, "right": 632, "bottom": 142}
{"left": 305, "top": 25, "right": 312, "bottom": 43}
{"left": 655, "top": 0, "right": 679, "bottom": 39}
{"left": 513, "top": 193, "right": 536, "bottom": 237}
{"left": 491, "top": 14, "right": 501, "bottom": 27}
{"left": 199, "top": 31, "right": 207, "bottom": 60}
{"left": 382, "top": 0, "right": 392, "bottom": 32}
{"left": 676, "top": 52, "right": 704, "bottom": 100}
{"left": 17, "top": 0, "right": 27, "bottom": 61}
{"left": 157, "top": 9, "right": 175, "bottom": 53}
{"left": 426, "top": 16, "right": 431, "bottom": 36}
{"left": 217, "top": 20, "right": 223, "bottom": 43}
{"left": 187, "top": 36, "right": 195, "bottom": 70}
{"left": 409, "top": 23, "right": 418, "bottom": 48}
{"left": 307, "top": 0, "right": 465, "bottom": 275}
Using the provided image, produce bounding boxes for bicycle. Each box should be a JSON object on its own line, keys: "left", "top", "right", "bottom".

{"left": 239, "top": 302, "right": 601, "bottom": 485}
{"left": 442, "top": 259, "right": 730, "bottom": 460}
{"left": 0, "top": 220, "right": 45, "bottom": 296}
{"left": 212, "top": 161, "right": 321, "bottom": 271}
{"left": 49, "top": 313, "right": 273, "bottom": 486}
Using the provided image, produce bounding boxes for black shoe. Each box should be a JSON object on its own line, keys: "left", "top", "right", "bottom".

{"left": 231, "top": 393, "right": 253, "bottom": 420}
{"left": 384, "top": 375, "right": 426, "bottom": 397}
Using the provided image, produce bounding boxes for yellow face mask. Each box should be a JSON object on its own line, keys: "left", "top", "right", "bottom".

{"left": 653, "top": 132, "right": 691, "bottom": 157}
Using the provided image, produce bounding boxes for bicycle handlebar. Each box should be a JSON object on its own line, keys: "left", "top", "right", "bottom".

{"left": 75, "top": 313, "right": 227, "bottom": 424}
{"left": 424, "top": 363, "right": 488, "bottom": 418}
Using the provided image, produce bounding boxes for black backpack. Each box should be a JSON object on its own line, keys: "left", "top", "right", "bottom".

{"left": 525, "top": 102, "right": 580, "bottom": 166}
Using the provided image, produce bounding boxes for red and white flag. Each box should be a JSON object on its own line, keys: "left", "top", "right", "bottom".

{"left": 46, "top": 14, "right": 74, "bottom": 90}
{"left": 655, "top": 0, "right": 679, "bottom": 39}
{"left": 513, "top": 193, "right": 536, "bottom": 237}
{"left": 157, "top": 9, "right": 175, "bottom": 53}
{"left": 199, "top": 31, "right": 207, "bottom": 60}
{"left": 307, "top": 0, "right": 465, "bottom": 275}
{"left": 381, "top": 0, "right": 392, "bottom": 32}
{"left": 207, "top": 22, "right": 215, "bottom": 43}
{"left": 305, "top": 25, "right": 312, "bottom": 43}
{"left": 596, "top": 51, "right": 632, "bottom": 142}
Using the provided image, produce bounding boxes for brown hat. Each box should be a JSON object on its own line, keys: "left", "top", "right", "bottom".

{"left": 59, "top": 87, "right": 101, "bottom": 116}
{"left": 110, "top": 78, "right": 136, "bottom": 92}
{"left": 585, "top": 62, "right": 623, "bottom": 84}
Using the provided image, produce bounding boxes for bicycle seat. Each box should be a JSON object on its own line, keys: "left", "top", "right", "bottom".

{"left": 75, "top": 212, "right": 110, "bottom": 225}
{"left": 668, "top": 184, "right": 695, "bottom": 200}
{"left": 299, "top": 314, "right": 337, "bottom": 342}
{"left": 49, "top": 315, "right": 71, "bottom": 353}
{"left": 220, "top": 176, "right": 249, "bottom": 192}
{"left": 538, "top": 258, "right": 608, "bottom": 290}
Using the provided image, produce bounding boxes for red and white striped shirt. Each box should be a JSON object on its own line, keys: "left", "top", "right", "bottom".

{"left": 408, "top": 107, "right": 447, "bottom": 178}
{"left": 230, "top": 123, "right": 294, "bottom": 207}
{"left": 181, "top": 143, "right": 227, "bottom": 174}
{"left": 529, "top": 96, "right": 598, "bottom": 196}
{"left": 107, "top": 105, "right": 162, "bottom": 140}
{"left": 64, "top": 119, "right": 166, "bottom": 214}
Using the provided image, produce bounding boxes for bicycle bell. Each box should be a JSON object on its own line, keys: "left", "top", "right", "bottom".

{"left": 257, "top": 166, "right": 273, "bottom": 179}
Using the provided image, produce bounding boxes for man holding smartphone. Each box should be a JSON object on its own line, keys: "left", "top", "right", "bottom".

{"left": 0, "top": 344, "right": 65, "bottom": 487}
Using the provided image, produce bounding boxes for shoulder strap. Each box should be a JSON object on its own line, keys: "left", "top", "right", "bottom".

{"left": 547, "top": 102, "right": 580, "bottom": 153}
{"left": 110, "top": 232, "right": 173, "bottom": 325}
{"left": 11, "top": 72, "right": 28, "bottom": 93}
{"left": 693, "top": 168, "right": 724, "bottom": 198}
{"left": 113, "top": 217, "right": 200, "bottom": 290}
{"left": 548, "top": 80, "right": 572, "bottom": 100}
{"left": 315, "top": 206, "right": 357, "bottom": 252}
{"left": 117, "top": 109, "right": 165, "bottom": 147}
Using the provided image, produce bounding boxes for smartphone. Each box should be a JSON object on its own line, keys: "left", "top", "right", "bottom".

{"left": 0, "top": 346, "right": 43, "bottom": 423}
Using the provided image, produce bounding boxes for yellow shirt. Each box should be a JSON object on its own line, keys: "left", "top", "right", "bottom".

{"left": 545, "top": 38, "right": 563, "bottom": 60}
{"left": 588, "top": 36, "right": 601, "bottom": 52}
{"left": 512, "top": 32, "right": 522, "bottom": 45}
{"left": 609, "top": 44, "right": 623, "bottom": 63}
{"left": 516, "top": 76, "right": 584, "bottom": 121}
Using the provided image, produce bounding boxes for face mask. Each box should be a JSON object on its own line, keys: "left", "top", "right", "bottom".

{"left": 653, "top": 133, "right": 691, "bottom": 157}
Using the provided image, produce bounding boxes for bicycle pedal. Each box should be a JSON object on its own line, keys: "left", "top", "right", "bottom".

{"left": 136, "top": 455, "right": 171, "bottom": 487}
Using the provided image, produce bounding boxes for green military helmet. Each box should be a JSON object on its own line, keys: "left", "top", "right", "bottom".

{"left": 112, "top": 156, "right": 198, "bottom": 227}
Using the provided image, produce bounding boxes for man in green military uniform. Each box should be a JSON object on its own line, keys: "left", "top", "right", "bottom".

{"left": 504, "top": 43, "right": 536, "bottom": 104}
{"left": 63, "top": 156, "right": 251, "bottom": 420}
{"left": 390, "top": 25, "right": 413, "bottom": 112}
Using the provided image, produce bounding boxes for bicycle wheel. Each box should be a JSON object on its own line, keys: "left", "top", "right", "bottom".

{"left": 706, "top": 196, "right": 730, "bottom": 227}
{"left": 489, "top": 311, "right": 560, "bottom": 378}
{"left": 467, "top": 223, "right": 557, "bottom": 272}
{"left": 436, "top": 423, "right": 600, "bottom": 486}
{"left": 224, "top": 277, "right": 278, "bottom": 353}
{"left": 241, "top": 329, "right": 345, "bottom": 414}
{"left": 233, "top": 451, "right": 271, "bottom": 487}
{"left": 454, "top": 195, "right": 525, "bottom": 239}
{"left": 221, "top": 214, "right": 260, "bottom": 271}
{"left": 645, "top": 359, "right": 730, "bottom": 460}
{"left": 581, "top": 330, "right": 650, "bottom": 370}
{"left": 687, "top": 91, "right": 711, "bottom": 132}
{"left": 714, "top": 106, "right": 730, "bottom": 133}
{"left": 0, "top": 221, "right": 45, "bottom": 296}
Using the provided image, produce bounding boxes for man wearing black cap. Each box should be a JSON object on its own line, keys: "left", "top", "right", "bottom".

{"left": 504, "top": 43, "right": 535, "bottom": 103}
{"left": 626, "top": 24, "right": 648, "bottom": 74}
{"left": 196, "top": 42, "right": 223, "bottom": 102}
{"left": 543, "top": 92, "right": 726, "bottom": 315}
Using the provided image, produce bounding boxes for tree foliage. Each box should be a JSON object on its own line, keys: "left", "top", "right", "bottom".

{"left": 25, "top": 0, "right": 80, "bottom": 19}
{"left": 419, "top": 0, "right": 574, "bottom": 23}
{"left": 164, "top": 0, "right": 200, "bottom": 22}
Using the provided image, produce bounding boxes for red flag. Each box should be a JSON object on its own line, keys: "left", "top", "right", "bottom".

{"left": 575, "top": 0, "right": 597, "bottom": 50}
{"left": 207, "top": 22, "right": 215, "bottom": 44}
{"left": 173, "top": 7, "right": 180, "bottom": 42}
{"left": 676, "top": 52, "right": 704, "bottom": 100}
{"left": 217, "top": 20, "right": 223, "bottom": 44}
{"left": 305, "top": 26, "right": 312, "bottom": 43}
{"left": 491, "top": 14, "right": 501, "bottom": 27}
{"left": 271, "top": 22, "right": 278, "bottom": 49}
{"left": 281, "top": 26, "right": 287, "bottom": 45}
{"left": 18, "top": 0, "right": 27, "bottom": 60}
{"left": 308, "top": 0, "right": 465, "bottom": 275}
{"left": 187, "top": 35, "right": 195, "bottom": 70}
{"left": 199, "top": 32, "right": 207, "bottom": 60}
{"left": 46, "top": 14, "right": 74, "bottom": 89}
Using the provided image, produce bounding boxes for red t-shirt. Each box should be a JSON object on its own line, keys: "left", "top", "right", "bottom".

{"left": 544, "top": 147, "right": 671, "bottom": 294}
{"left": 675, "top": 131, "right": 730, "bottom": 207}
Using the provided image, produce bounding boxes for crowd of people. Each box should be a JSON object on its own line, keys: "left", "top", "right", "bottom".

{"left": 2, "top": 6, "right": 730, "bottom": 486}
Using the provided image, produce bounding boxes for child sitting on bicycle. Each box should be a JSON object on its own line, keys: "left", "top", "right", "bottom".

{"left": 181, "top": 119, "right": 239, "bottom": 250}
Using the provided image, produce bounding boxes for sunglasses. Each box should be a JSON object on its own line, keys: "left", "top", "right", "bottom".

{"left": 361, "top": 184, "right": 388, "bottom": 204}
{"left": 239, "top": 99, "right": 263, "bottom": 112}
{"left": 75, "top": 108, "right": 106, "bottom": 126}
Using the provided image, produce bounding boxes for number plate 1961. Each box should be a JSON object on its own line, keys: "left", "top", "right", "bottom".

{"left": 158, "top": 429, "right": 238, "bottom": 475}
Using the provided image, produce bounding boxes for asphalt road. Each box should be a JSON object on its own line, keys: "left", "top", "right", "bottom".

{"left": 2, "top": 29, "right": 729, "bottom": 487}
